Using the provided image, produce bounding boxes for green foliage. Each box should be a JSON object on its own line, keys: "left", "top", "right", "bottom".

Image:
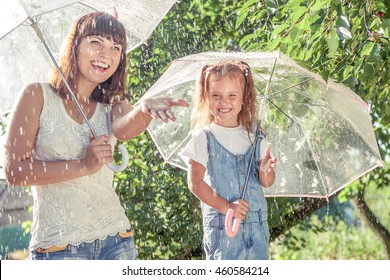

{"left": 115, "top": 133, "right": 203, "bottom": 259}
{"left": 270, "top": 215, "right": 387, "bottom": 259}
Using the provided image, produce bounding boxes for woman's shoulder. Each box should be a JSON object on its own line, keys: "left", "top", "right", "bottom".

{"left": 21, "top": 82, "right": 57, "bottom": 99}
{"left": 22, "top": 82, "right": 43, "bottom": 95}
{"left": 15, "top": 82, "right": 44, "bottom": 107}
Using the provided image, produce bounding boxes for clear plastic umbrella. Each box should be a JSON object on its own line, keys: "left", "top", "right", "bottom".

{"left": 0, "top": 0, "right": 177, "bottom": 171}
{"left": 143, "top": 51, "right": 384, "bottom": 198}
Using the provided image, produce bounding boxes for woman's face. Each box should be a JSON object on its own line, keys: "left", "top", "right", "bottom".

{"left": 76, "top": 35, "right": 122, "bottom": 86}
{"left": 208, "top": 75, "right": 244, "bottom": 127}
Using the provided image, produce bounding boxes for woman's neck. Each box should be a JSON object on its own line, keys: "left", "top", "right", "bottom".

{"left": 71, "top": 78, "right": 98, "bottom": 103}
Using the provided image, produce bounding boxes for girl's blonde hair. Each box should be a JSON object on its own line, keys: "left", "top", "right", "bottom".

{"left": 191, "top": 60, "right": 258, "bottom": 133}
{"left": 50, "top": 12, "right": 127, "bottom": 104}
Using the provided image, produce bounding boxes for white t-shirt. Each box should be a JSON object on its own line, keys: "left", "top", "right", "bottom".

{"left": 181, "top": 122, "right": 267, "bottom": 168}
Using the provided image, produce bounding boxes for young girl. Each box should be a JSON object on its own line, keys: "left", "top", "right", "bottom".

{"left": 181, "top": 60, "right": 277, "bottom": 260}
{"left": 3, "top": 12, "right": 187, "bottom": 260}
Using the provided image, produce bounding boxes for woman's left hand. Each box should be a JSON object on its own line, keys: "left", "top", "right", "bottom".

{"left": 139, "top": 97, "right": 189, "bottom": 122}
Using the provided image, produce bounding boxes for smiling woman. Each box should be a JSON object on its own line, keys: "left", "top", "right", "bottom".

{"left": 78, "top": 36, "right": 122, "bottom": 81}
{"left": 3, "top": 12, "right": 188, "bottom": 260}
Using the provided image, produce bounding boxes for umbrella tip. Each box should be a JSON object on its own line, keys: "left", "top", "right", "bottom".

{"left": 113, "top": 7, "right": 118, "bottom": 19}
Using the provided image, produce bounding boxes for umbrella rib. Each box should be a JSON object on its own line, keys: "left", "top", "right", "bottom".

{"left": 254, "top": 84, "right": 301, "bottom": 127}
{"left": 266, "top": 77, "right": 314, "bottom": 98}
{"left": 272, "top": 101, "right": 300, "bottom": 125}
{"left": 294, "top": 117, "right": 330, "bottom": 197}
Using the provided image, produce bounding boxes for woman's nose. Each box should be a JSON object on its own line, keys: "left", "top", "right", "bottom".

{"left": 98, "top": 47, "right": 108, "bottom": 57}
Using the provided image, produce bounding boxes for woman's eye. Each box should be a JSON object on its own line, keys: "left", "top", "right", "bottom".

{"left": 112, "top": 46, "right": 121, "bottom": 52}
{"left": 90, "top": 40, "right": 100, "bottom": 46}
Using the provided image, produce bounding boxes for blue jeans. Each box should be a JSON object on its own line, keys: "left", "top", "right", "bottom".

{"left": 203, "top": 212, "right": 270, "bottom": 260}
{"left": 30, "top": 234, "right": 137, "bottom": 260}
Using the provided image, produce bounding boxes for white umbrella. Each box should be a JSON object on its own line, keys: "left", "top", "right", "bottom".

{"left": 143, "top": 51, "right": 384, "bottom": 198}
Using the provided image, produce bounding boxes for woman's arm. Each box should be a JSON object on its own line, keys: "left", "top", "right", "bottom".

{"left": 110, "top": 99, "right": 151, "bottom": 140}
{"left": 111, "top": 97, "right": 189, "bottom": 141}
{"left": 4, "top": 83, "right": 111, "bottom": 187}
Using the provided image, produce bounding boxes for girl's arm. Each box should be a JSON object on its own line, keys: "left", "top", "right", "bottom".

{"left": 258, "top": 147, "right": 277, "bottom": 188}
{"left": 111, "top": 97, "right": 188, "bottom": 141}
{"left": 4, "top": 83, "right": 111, "bottom": 187}
{"left": 188, "top": 159, "right": 248, "bottom": 219}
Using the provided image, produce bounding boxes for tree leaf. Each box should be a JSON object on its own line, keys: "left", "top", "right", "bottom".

{"left": 326, "top": 29, "right": 339, "bottom": 57}
{"left": 361, "top": 42, "right": 375, "bottom": 56}
{"left": 310, "top": 0, "right": 328, "bottom": 13}
{"left": 337, "top": 26, "right": 352, "bottom": 40}
{"left": 273, "top": 23, "right": 290, "bottom": 35}
{"left": 291, "top": 6, "right": 307, "bottom": 25}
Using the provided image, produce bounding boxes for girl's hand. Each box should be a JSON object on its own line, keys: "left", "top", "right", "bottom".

{"left": 81, "top": 134, "right": 113, "bottom": 174}
{"left": 228, "top": 199, "right": 249, "bottom": 220}
{"left": 139, "top": 97, "right": 188, "bottom": 122}
{"left": 259, "top": 147, "right": 277, "bottom": 175}
{"left": 258, "top": 146, "right": 277, "bottom": 187}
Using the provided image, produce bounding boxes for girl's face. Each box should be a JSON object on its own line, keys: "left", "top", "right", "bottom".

{"left": 76, "top": 35, "right": 122, "bottom": 86}
{"left": 208, "top": 75, "right": 244, "bottom": 127}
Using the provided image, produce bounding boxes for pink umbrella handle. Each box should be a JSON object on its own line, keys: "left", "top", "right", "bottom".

{"left": 225, "top": 208, "right": 242, "bottom": 237}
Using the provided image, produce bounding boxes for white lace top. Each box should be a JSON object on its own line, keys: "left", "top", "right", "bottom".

{"left": 29, "top": 83, "right": 131, "bottom": 250}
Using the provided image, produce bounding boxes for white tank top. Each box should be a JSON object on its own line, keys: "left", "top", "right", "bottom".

{"left": 29, "top": 83, "right": 131, "bottom": 250}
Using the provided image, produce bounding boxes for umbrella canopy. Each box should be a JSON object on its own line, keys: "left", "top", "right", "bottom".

{"left": 143, "top": 51, "right": 383, "bottom": 198}
{"left": 0, "top": 0, "right": 177, "bottom": 114}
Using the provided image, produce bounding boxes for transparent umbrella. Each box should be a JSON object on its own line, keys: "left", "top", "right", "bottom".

{"left": 0, "top": 0, "right": 177, "bottom": 171}
{"left": 143, "top": 51, "right": 383, "bottom": 198}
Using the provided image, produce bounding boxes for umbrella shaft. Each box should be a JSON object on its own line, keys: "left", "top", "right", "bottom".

{"left": 31, "top": 20, "right": 97, "bottom": 138}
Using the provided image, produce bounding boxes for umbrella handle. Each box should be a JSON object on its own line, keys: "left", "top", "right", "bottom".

{"left": 225, "top": 208, "right": 242, "bottom": 237}
{"left": 106, "top": 143, "right": 129, "bottom": 172}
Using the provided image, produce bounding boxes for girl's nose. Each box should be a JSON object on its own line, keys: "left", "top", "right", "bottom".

{"left": 219, "top": 96, "right": 229, "bottom": 104}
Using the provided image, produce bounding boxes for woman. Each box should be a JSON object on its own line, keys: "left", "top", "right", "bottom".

{"left": 3, "top": 12, "right": 187, "bottom": 260}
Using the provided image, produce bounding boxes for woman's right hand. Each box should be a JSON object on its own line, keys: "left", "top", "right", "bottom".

{"left": 81, "top": 134, "right": 114, "bottom": 174}
{"left": 227, "top": 199, "right": 249, "bottom": 220}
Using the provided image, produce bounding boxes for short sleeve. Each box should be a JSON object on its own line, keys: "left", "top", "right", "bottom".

{"left": 179, "top": 129, "right": 208, "bottom": 168}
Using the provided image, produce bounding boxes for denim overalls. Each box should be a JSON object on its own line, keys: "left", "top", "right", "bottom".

{"left": 202, "top": 130, "right": 270, "bottom": 260}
